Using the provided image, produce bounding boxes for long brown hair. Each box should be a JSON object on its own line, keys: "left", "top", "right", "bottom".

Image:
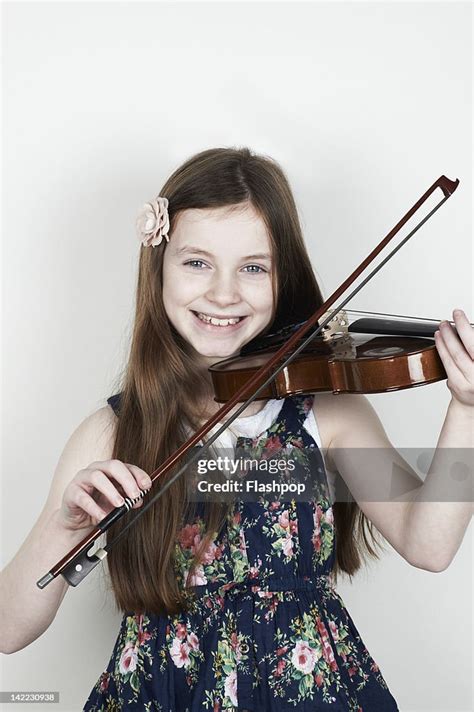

{"left": 105, "top": 146, "right": 385, "bottom": 616}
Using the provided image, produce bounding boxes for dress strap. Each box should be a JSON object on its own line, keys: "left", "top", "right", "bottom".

{"left": 286, "top": 393, "right": 315, "bottom": 430}
{"left": 107, "top": 393, "right": 121, "bottom": 416}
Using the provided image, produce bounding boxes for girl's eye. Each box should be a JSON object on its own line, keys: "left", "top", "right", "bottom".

{"left": 243, "top": 265, "right": 266, "bottom": 274}
{"left": 184, "top": 260, "right": 207, "bottom": 269}
{"left": 183, "top": 261, "right": 267, "bottom": 274}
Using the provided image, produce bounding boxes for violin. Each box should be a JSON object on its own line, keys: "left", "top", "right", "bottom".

{"left": 210, "top": 309, "right": 460, "bottom": 400}
{"left": 36, "top": 174, "right": 460, "bottom": 590}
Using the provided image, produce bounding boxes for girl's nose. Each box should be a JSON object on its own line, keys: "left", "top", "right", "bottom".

{"left": 205, "top": 273, "right": 240, "bottom": 305}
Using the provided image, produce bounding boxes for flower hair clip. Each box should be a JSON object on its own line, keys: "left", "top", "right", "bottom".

{"left": 136, "top": 196, "right": 170, "bottom": 247}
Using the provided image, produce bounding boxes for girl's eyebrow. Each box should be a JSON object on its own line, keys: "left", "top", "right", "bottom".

{"left": 176, "top": 245, "right": 272, "bottom": 260}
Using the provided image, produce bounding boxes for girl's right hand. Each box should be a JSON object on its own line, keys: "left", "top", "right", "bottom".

{"left": 58, "top": 460, "right": 153, "bottom": 531}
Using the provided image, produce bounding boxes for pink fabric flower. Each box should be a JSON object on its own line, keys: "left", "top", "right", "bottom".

{"left": 136, "top": 196, "right": 170, "bottom": 247}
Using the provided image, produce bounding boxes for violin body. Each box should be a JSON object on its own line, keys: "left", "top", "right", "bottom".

{"left": 209, "top": 332, "right": 446, "bottom": 402}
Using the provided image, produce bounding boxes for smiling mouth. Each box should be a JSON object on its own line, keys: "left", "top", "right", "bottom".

{"left": 191, "top": 311, "right": 248, "bottom": 327}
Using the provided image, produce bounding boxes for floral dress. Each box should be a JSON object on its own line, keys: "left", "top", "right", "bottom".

{"left": 83, "top": 394, "right": 399, "bottom": 711}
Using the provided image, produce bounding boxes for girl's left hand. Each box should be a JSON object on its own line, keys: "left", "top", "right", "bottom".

{"left": 434, "top": 309, "right": 474, "bottom": 408}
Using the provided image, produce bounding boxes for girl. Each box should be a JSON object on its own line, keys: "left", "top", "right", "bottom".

{"left": 2, "top": 147, "right": 472, "bottom": 711}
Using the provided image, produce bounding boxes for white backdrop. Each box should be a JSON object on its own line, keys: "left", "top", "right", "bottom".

{"left": 1, "top": 2, "right": 472, "bottom": 711}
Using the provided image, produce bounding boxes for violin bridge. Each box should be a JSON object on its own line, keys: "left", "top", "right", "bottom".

{"left": 319, "top": 309, "right": 350, "bottom": 342}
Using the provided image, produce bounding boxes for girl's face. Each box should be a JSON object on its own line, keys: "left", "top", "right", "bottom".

{"left": 162, "top": 203, "right": 275, "bottom": 370}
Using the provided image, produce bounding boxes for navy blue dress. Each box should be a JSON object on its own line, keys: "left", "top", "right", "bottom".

{"left": 83, "top": 393, "right": 399, "bottom": 711}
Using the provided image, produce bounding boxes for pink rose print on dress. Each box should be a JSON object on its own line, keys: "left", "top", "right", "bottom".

{"left": 119, "top": 642, "right": 138, "bottom": 675}
{"left": 224, "top": 669, "right": 238, "bottom": 706}
{"left": 282, "top": 535, "right": 294, "bottom": 557}
{"left": 316, "top": 616, "right": 339, "bottom": 672}
{"left": 201, "top": 540, "right": 219, "bottom": 564}
{"left": 275, "top": 659, "right": 286, "bottom": 677}
{"left": 178, "top": 523, "right": 200, "bottom": 549}
{"left": 291, "top": 639, "right": 318, "bottom": 674}
{"left": 262, "top": 435, "right": 283, "bottom": 458}
{"left": 183, "top": 564, "right": 208, "bottom": 586}
{"left": 170, "top": 636, "right": 191, "bottom": 668}
{"left": 328, "top": 619, "right": 339, "bottom": 643}
{"left": 187, "top": 632, "right": 200, "bottom": 651}
{"left": 176, "top": 622, "right": 187, "bottom": 640}
{"left": 312, "top": 505, "right": 323, "bottom": 552}
{"left": 249, "top": 556, "right": 262, "bottom": 578}
{"left": 98, "top": 672, "right": 110, "bottom": 693}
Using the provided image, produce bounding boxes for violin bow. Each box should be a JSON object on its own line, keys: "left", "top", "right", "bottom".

{"left": 37, "top": 175, "right": 459, "bottom": 589}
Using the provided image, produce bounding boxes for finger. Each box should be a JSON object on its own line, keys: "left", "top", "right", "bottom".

{"left": 126, "top": 463, "right": 153, "bottom": 490}
{"left": 86, "top": 469, "right": 127, "bottom": 508}
{"left": 434, "top": 329, "right": 471, "bottom": 399}
{"left": 437, "top": 320, "right": 473, "bottom": 381}
{"left": 89, "top": 460, "right": 150, "bottom": 501}
{"left": 72, "top": 485, "right": 108, "bottom": 524}
{"left": 434, "top": 329, "right": 458, "bottom": 376}
{"left": 124, "top": 464, "right": 152, "bottom": 509}
{"left": 452, "top": 309, "right": 474, "bottom": 360}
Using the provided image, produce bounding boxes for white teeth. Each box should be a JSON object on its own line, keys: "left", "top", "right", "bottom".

{"left": 196, "top": 312, "right": 243, "bottom": 327}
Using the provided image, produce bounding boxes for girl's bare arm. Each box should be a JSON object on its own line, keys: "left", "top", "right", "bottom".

{"left": 0, "top": 406, "right": 116, "bottom": 654}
